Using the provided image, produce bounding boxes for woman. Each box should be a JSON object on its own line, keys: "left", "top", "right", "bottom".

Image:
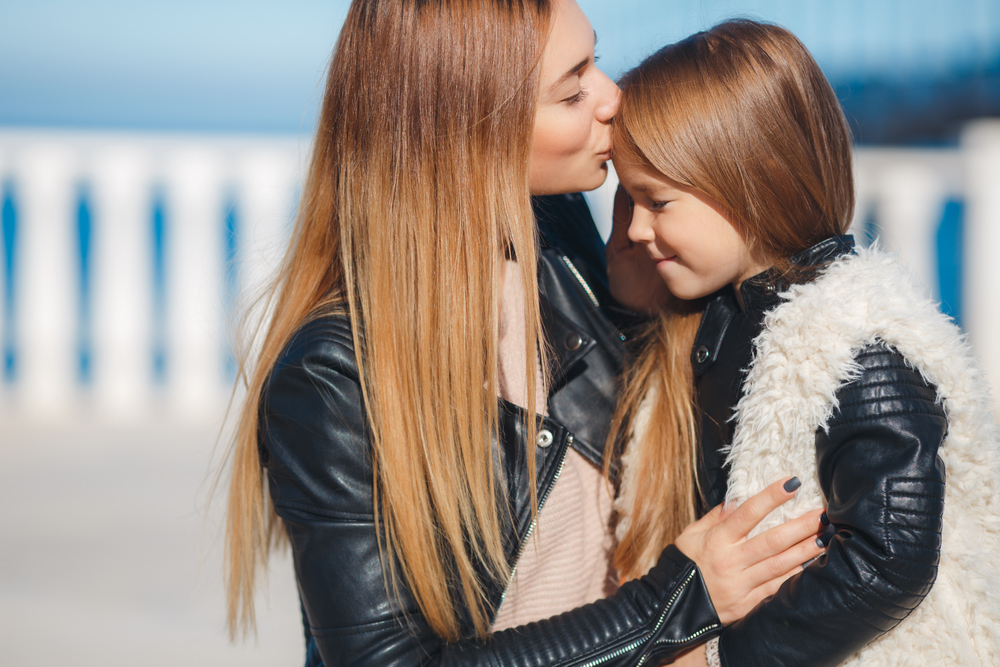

{"left": 225, "top": 2, "right": 825, "bottom": 665}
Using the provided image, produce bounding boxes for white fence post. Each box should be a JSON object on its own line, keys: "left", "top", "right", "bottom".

{"left": 164, "top": 147, "right": 228, "bottom": 419}
{"left": 236, "top": 149, "right": 297, "bottom": 325}
{"left": 876, "top": 163, "right": 946, "bottom": 298}
{"left": 15, "top": 144, "right": 80, "bottom": 416}
{"left": 90, "top": 145, "right": 154, "bottom": 418}
{"left": 963, "top": 120, "right": 1000, "bottom": 413}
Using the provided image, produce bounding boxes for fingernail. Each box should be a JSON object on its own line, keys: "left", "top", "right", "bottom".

{"left": 820, "top": 512, "right": 830, "bottom": 526}
{"left": 816, "top": 532, "right": 834, "bottom": 548}
{"left": 783, "top": 477, "right": 801, "bottom": 493}
{"left": 801, "top": 556, "right": 820, "bottom": 570}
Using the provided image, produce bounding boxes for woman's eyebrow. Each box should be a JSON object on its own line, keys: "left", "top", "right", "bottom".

{"left": 548, "top": 31, "right": 598, "bottom": 94}
{"left": 550, "top": 57, "right": 590, "bottom": 93}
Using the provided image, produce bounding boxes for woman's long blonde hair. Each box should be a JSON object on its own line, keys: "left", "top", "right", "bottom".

{"left": 607, "top": 20, "right": 855, "bottom": 581}
{"left": 226, "top": 0, "right": 552, "bottom": 641}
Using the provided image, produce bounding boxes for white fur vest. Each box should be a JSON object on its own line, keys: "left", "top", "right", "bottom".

{"left": 617, "top": 246, "right": 1000, "bottom": 665}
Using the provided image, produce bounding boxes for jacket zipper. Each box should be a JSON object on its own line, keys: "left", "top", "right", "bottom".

{"left": 493, "top": 433, "right": 573, "bottom": 620}
{"left": 562, "top": 254, "right": 626, "bottom": 343}
{"left": 577, "top": 569, "right": 720, "bottom": 667}
{"left": 561, "top": 256, "right": 600, "bottom": 308}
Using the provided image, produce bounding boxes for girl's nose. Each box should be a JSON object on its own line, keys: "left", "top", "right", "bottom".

{"left": 627, "top": 206, "right": 654, "bottom": 245}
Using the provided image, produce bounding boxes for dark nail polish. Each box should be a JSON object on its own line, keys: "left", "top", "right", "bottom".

{"left": 783, "top": 477, "right": 801, "bottom": 493}
{"left": 801, "top": 556, "right": 819, "bottom": 570}
{"left": 816, "top": 532, "right": 834, "bottom": 548}
{"left": 820, "top": 512, "right": 830, "bottom": 526}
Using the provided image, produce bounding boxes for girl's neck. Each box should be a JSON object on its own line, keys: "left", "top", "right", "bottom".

{"left": 732, "top": 263, "right": 771, "bottom": 312}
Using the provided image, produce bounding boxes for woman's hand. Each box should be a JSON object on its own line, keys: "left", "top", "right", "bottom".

{"left": 674, "top": 477, "right": 825, "bottom": 626}
{"left": 606, "top": 183, "right": 671, "bottom": 314}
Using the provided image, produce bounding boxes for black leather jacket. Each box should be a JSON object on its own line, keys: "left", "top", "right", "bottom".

{"left": 691, "top": 235, "right": 948, "bottom": 667}
{"left": 260, "top": 195, "right": 721, "bottom": 667}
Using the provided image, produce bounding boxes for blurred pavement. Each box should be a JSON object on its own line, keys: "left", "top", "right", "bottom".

{"left": 0, "top": 421, "right": 303, "bottom": 666}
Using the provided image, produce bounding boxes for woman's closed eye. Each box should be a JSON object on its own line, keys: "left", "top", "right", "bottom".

{"left": 563, "top": 88, "right": 590, "bottom": 105}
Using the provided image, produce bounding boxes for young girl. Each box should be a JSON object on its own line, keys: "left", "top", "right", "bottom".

{"left": 608, "top": 20, "right": 1000, "bottom": 667}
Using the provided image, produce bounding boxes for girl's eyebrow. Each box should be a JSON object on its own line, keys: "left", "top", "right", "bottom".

{"left": 625, "top": 180, "right": 656, "bottom": 195}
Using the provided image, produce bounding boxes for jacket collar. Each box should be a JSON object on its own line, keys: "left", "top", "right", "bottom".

{"left": 536, "top": 245, "right": 627, "bottom": 470}
{"left": 692, "top": 234, "right": 855, "bottom": 377}
{"left": 539, "top": 293, "right": 598, "bottom": 390}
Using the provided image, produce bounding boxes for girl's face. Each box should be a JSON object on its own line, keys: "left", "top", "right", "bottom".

{"left": 530, "top": 0, "right": 619, "bottom": 195}
{"left": 618, "top": 164, "right": 768, "bottom": 301}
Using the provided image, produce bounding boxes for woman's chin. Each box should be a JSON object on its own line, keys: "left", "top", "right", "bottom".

{"left": 568, "top": 168, "right": 611, "bottom": 194}
{"left": 574, "top": 164, "right": 610, "bottom": 193}
{"left": 530, "top": 161, "right": 610, "bottom": 196}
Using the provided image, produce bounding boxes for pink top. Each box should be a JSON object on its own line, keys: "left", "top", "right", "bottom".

{"left": 491, "top": 447, "right": 618, "bottom": 630}
{"left": 492, "top": 260, "right": 618, "bottom": 631}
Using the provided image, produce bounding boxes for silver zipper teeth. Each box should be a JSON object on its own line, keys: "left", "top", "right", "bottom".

{"left": 493, "top": 438, "right": 572, "bottom": 619}
{"left": 578, "top": 569, "right": 714, "bottom": 667}
{"left": 561, "top": 256, "right": 600, "bottom": 308}
{"left": 652, "top": 624, "right": 721, "bottom": 647}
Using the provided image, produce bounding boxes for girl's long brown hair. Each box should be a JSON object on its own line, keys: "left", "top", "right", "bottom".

{"left": 608, "top": 20, "right": 855, "bottom": 581}
{"left": 226, "top": 0, "right": 552, "bottom": 641}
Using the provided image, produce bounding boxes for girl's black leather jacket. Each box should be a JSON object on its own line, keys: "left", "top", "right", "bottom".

{"left": 260, "top": 195, "right": 722, "bottom": 667}
{"left": 693, "top": 236, "right": 948, "bottom": 667}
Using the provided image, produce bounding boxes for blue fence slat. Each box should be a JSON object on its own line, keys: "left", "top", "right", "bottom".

{"left": 151, "top": 190, "right": 168, "bottom": 385}
{"left": 2, "top": 180, "right": 16, "bottom": 383}
{"left": 937, "top": 199, "right": 964, "bottom": 328}
{"left": 76, "top": 184, "right": 93, "bottom": 384}
{"left": 222, "top": 196, "right": 239, "bottom": 382}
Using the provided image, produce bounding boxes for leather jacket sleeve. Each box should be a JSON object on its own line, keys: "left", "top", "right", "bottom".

{"left": 261, "top": 317, "right": 722, "bottom": 667}
{"left": 718, "top": 343, "right": 948, "bottom": 667}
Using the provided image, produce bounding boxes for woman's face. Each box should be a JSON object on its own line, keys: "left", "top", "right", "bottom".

{"left": 617, "top": 164, "right": 767, "bottom": 301}
{"left": 530, "top": 0, "right": 619, "bottom": 196}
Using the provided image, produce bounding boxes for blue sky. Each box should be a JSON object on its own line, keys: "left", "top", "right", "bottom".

{"left": 1, "top": 0, "right": 997, "bottom": 132}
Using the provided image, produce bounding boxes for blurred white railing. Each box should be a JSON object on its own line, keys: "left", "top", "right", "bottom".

{"left": 1, "top": 123, "right": 999, "bottom": 425}
{"left": 0, "top": 129, "right": 306, "bottom": 424}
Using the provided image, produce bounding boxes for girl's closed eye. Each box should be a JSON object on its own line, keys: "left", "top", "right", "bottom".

{"left": 650, "top": 200, "right": 671, "bottom": 211}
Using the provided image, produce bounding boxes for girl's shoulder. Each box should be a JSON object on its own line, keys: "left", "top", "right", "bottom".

{"left": 834, "top": 340, "right": 945, "bottom": 426}
{"left": 771, "top": 244, "right": 960, "bottom": 358}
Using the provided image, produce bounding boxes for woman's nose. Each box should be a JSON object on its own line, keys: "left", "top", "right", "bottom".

{"left": 595, "top": 71, "right": 620, "bottom": 123}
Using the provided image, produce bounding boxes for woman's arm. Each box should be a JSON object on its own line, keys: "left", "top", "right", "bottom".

{"left": 263, "top": 317, "right": 824, "bottom": 667}
{"left": 716, "top": 343, "right": 948, "bottom": 667}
